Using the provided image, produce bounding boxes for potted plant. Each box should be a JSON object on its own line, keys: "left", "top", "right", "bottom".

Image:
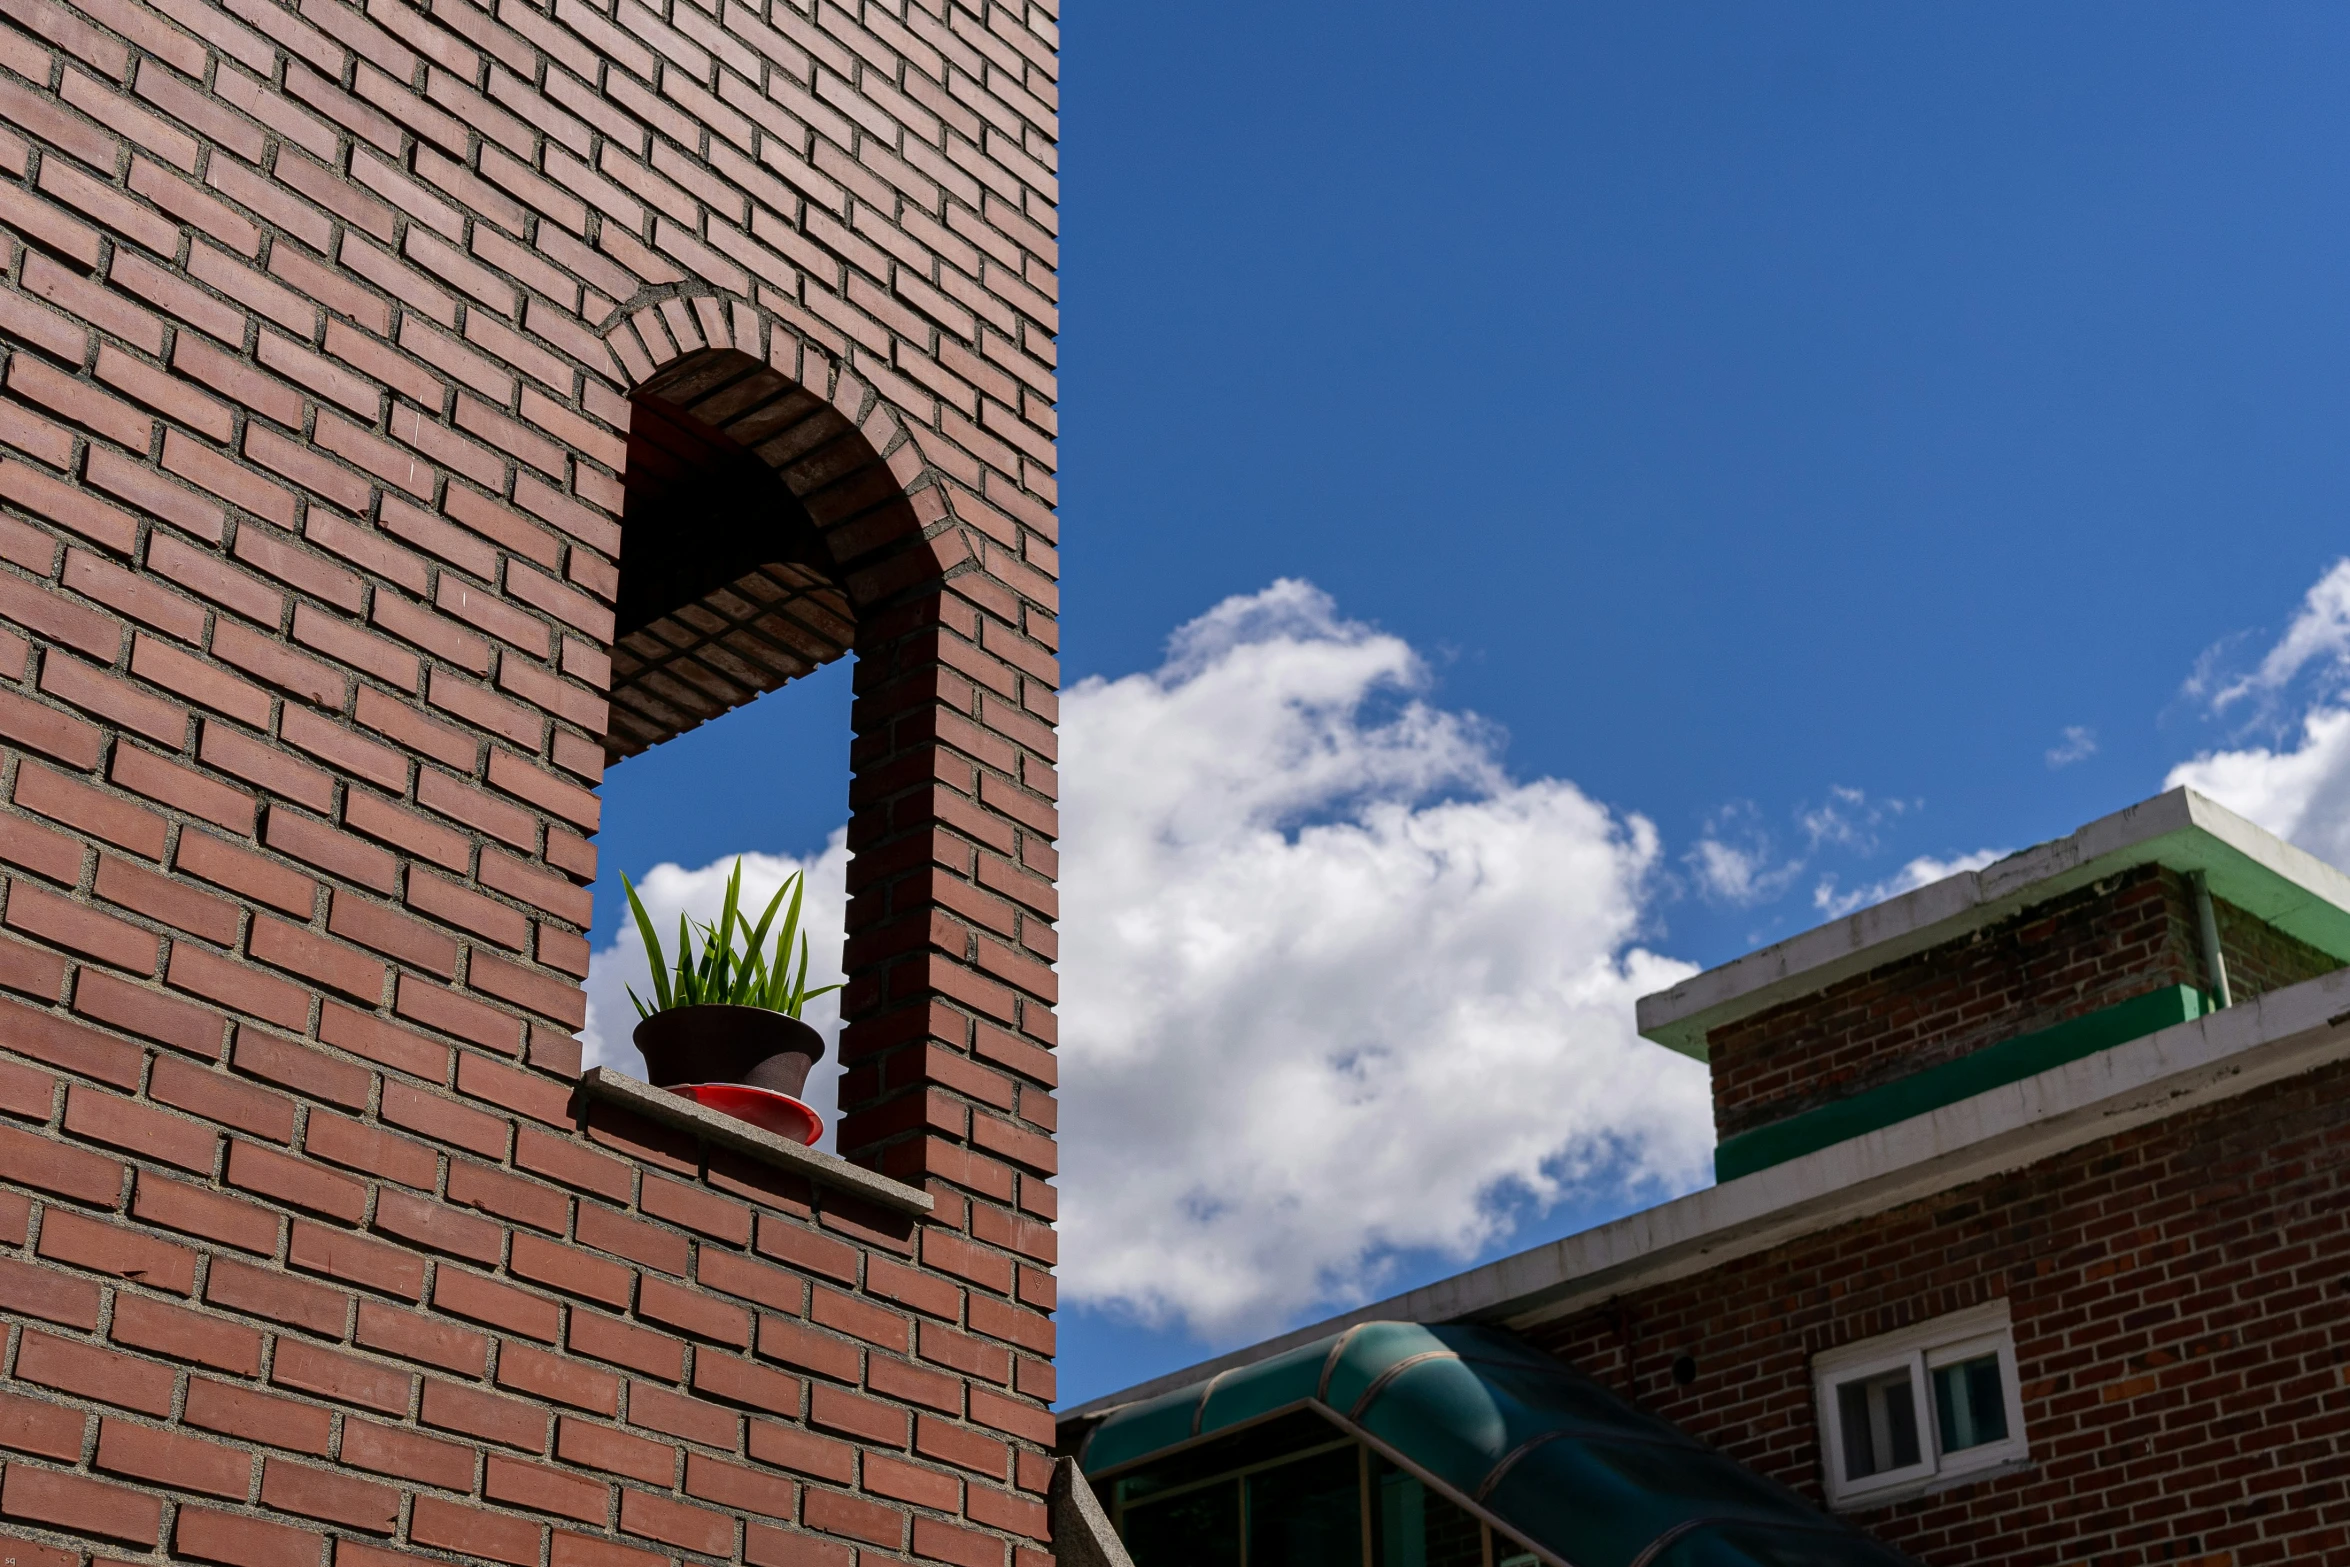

{"left": 623, "top": 859, "right": 840, "bottom": 1144}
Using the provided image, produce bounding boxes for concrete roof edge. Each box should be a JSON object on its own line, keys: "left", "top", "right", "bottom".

{"left": 1061, "top": 957, "right": 2350, "bottom": 1424}
{"left": 2176, "top": 789, "right": 2350, "bottom": 926}
{"left": 1634, "top": 788, "right": 2350, "bottom": 1059}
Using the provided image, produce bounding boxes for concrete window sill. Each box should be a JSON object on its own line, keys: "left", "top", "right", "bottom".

{"left": 578, "top": 1067, "right": 934, "bottom": 1217}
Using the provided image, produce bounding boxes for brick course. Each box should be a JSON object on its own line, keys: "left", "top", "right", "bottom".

{"left": 0, "top": 0, "right": 1059, "bottom": 1557}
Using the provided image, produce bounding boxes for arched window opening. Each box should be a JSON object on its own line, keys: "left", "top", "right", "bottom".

{"left": 588, "top": 327, "right": 1041, "bottom": 1186}
{"left": 605, "top": 350, "right": 874, "bottom": 764}
{"left": 591, "top": 353, "right": 869, "bottom": 1126}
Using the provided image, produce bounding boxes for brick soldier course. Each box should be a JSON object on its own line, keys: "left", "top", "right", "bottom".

{"left": 0, "top": 0, "right": 1062, "bottom": 1560}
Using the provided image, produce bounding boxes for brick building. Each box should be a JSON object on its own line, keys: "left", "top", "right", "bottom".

{"left": 0, "top": 0, "right": 1068, "bottom": 1561}
{"left": 1066, "top": 789, "right": 2350, "bottom": 1567}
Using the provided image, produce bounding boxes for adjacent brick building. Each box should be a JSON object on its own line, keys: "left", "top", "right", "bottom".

{"left": 0, "top": 0, "right": 1063, "bottom": 1560}
{"left": 1068, "top": 789, "right": 2350, "bottom": 1567}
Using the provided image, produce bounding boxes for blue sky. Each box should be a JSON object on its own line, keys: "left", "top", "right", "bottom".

{"left": 594, "top": 5, "right": 2350, "bottom": 1409}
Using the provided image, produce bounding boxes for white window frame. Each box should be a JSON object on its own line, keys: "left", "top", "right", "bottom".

{"left": 1813, "top": 1300, "right": 2029, "bottom": 1510}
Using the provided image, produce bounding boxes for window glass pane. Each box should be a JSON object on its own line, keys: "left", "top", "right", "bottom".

{"left": 1247, "top": 1445, "right": 1362, "bottom": 1567}
{"left": 1931, "top": 1354, "right": 2009, "bottom": 1454}
{"left": 1370, "top": 1454, "right": 1483, "bottom": 1567}
{"left": 1122, "top": 1481, "right": 1240, "bottom": 1567}
{"left": 1835, "top": 1369, "right": 1921, "bottom": 1481}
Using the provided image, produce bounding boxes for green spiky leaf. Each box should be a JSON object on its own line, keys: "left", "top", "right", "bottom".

{"left": 624, "top": 859, "right": 836, "bottom": 1020}
{"left": 622, "top": 873, "right": 673, "bottom": 1013}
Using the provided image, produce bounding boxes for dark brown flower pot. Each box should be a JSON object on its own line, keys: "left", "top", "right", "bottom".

{"left": 632, "top": 1006, "right": 826, "bottom": 1098}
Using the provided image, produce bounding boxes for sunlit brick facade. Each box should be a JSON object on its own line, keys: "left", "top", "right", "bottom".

{"left": 0, "top": 0, "right": 1062, "bottom": 1560}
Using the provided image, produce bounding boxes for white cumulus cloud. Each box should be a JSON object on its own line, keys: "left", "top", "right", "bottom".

{"left": 580, "top": 559, "right": 2350, "bottom": 1348}
{"left": 584, "top": 580, "right": 1715, "bottom": 1341}
{"left": 2198, "top": 558, "right": 2350, "bottom": 714}
{"left": 1053, "top": 581, "right": 1711, "bottom": 1339}
{"left": 2167, "top": 559, "right": 2350, "bottom": 871}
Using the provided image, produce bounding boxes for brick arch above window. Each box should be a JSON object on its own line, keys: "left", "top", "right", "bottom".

{"left": 600, "top": 301, "right": 957, "bottom": 762}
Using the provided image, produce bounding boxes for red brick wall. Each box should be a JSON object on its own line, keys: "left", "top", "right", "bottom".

{"left": 0, "top": 0, "right": 1060, "bottom": 1559}
{"left": 1529, "top": 1055, "right": 2350, "bottom": 1565}
{"left": 1707, "top": 867, "right": 2338, "bottom": 1141}
{"left": 2212, "top": 896, "right": 2337, "bottom": 999}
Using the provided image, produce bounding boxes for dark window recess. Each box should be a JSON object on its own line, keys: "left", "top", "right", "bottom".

{"left": 1114, "top": 1421, "right": 1497, "bottom": 1567}
{"left": 605, "top": 391, "right": 858, "bottom": 760}
{"left": 1248, "top": 1445, "right": 1361, "bottom": 1567}
{"left": 1112, "top": 1412, "right": 1336, "bottom": 1510}
{"left": 617, "top": 395, "right": 830, "bottom": 640}
{"left": 1370, "top": 1454, "right": 1483, "bottom": 1567}
{"left": 1931, "top": 1355, "right": 2008, "bottom": 1454}
{"left": 1837, "top": 1371, "right": 1922, "bottom": 1482}
{"left": 1124, "top": 1479, "right": 1242, "bottom": 1567}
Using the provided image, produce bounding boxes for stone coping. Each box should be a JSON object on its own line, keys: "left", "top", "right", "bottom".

{"left": 577, "top": 1067, "right": 935, "bottom": 1217}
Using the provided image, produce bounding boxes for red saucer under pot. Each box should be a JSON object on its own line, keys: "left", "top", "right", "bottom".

{"left": 633, "top": 1005, "right": 825, "bottom": 1146}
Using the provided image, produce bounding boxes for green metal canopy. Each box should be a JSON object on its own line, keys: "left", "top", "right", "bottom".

{"left": 1078, "top": 1323, "right": 1915, "bottom": 1567}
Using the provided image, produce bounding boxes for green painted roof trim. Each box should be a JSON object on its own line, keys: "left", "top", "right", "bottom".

{"left": 1081, "top": 1321, "right": 1915, "bottom": 1567}
{"left": 1713, "top": 983, "right": 2209, "bottom": 1184}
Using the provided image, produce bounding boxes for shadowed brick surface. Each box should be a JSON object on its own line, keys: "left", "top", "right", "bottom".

{"left": 0, "top": 0, "right": 1059, "bottom": 1558}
